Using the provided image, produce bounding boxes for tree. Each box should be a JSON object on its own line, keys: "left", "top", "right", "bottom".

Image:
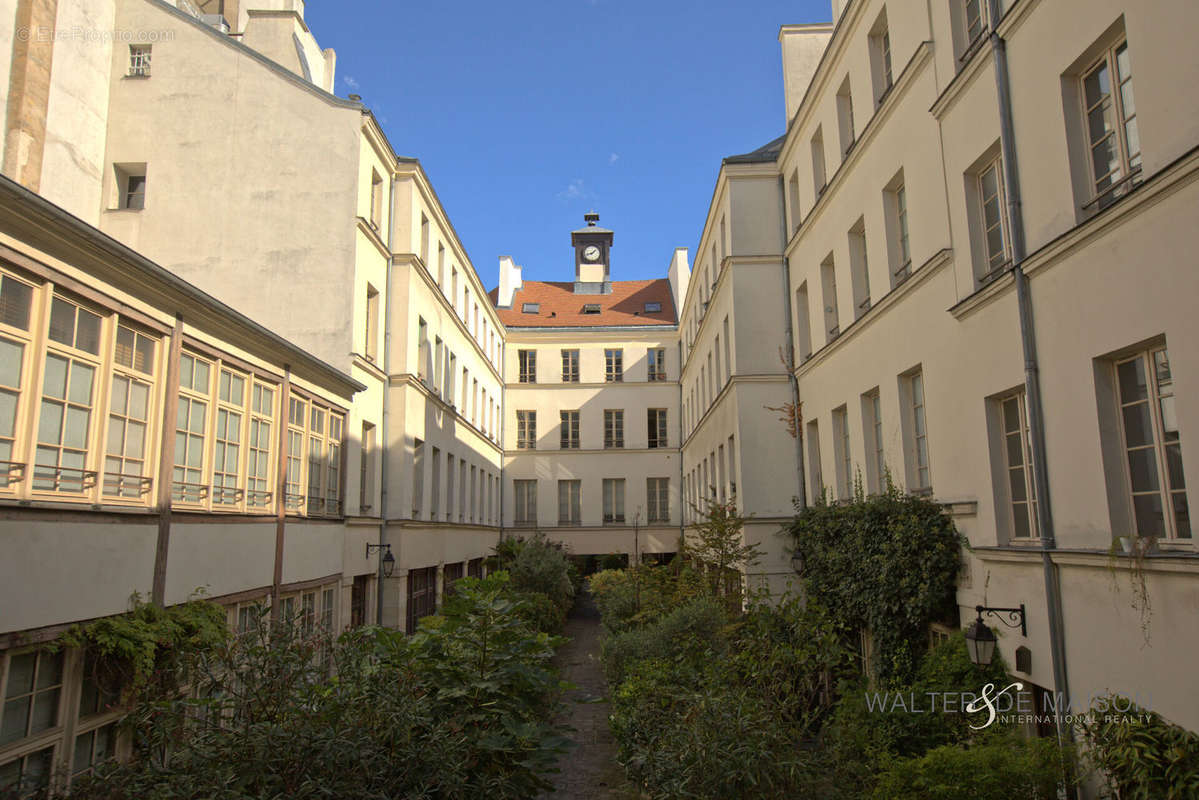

{"left": 686, "top": 492, "right": 763, "bottom": 609}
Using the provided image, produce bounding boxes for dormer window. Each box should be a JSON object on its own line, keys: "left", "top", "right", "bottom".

{"left": 644, "top": 302, "right": 661, "bottom": 313}
{"left": 521, "top": 303, "right": 540, "bottom": 314}
{"left": 582, "top": 304, "right": 601, "bottom": 315}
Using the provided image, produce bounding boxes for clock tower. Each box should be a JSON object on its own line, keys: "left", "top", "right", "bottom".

{"left": 571, "top": 211, "right": 613, "bottom": 294}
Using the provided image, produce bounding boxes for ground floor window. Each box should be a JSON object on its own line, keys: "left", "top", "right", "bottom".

{"left": 406, "top": 566, "right": 437, "bottom": 634}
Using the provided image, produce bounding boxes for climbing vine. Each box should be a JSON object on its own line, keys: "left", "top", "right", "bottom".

{"left": 60, "top": 593, "right": 228, "bottom": 700}
{"left": 785, "top": 484, "right": 963, "bottom": 685}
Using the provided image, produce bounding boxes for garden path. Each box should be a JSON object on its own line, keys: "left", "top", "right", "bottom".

{"left": 542, "top": 592, "right": 638, "bottom": 799}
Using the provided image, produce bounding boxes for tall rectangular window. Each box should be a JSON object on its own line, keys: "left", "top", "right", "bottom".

{"left": 788, "top": 170, "right": 801, "bottom": 233}
{"left": 964, "top": 0, "right": 987, "bottom": 50}
{"left": 560, "top": 410, "right": 580, "bottom": 449}
{"left": 978, "top": 157, "right": 1010, "bottom": 280}
{"left": 306, "top": 408, "right": 325, "bottom": 515}
{"left": 214, "top": 368, "right": 246, "bottom": 507}
{"left": 863, "top": 389, "right": 885, "bottom": 494}
{"left": 430, "top": 446, "right": 441, "bottom": 519}
{"left": 727, "top": 435, "right": 737, "bottom": 496}
{"left": 417, "top": 318, "right": 429, "bottom": 382}
{"left": 605, "top": 349, "right": 623, "bottom": 382}
{"left": 561, "top": 349, "right": 579, "bottom": 382}
{"left": 647, "top": 409, "right": 667, "bottom": 449}
{"left": 420, "top": 214, "right": 430, "bottom": 264}
{"left": 514, "top": 479, "right": 537, "bottom": 526}
{"left": 833, "top": 405, "right": 852, "bottom": 501}
{"left": 369, "top": 170, "right": 383, "bottom": 230}
{"left": 364, "top": 284, "right": 379, "bottom": 362}
{"left": 1115, "top": 346, "right": 1188, "bottom": 539}
{"left": 999, "top": 392, "right": 1038, "bottom": 540}
{"left": 647, "top": 477, "right": 670, "bottom": 523}
{"left": 836, "top": 77, "right": 856, "bottom": 155}
{"left": 128, "top": 44, "right": 151, "bottom": 76}
{"left": 821, "top": 254, "right": 840, "bottom": 341}
{"left": 722, "top": 317, "right": 731, "bottom": 383}
{"left": 412, "top": 438, "right": 425, "bottom": 517}
{"left": 603, "top": 478, "right": 626, "bottom": 524}
{"left": 518, "top": 349, "right": 536, "bottom": 383}
{"left": 870, "top": 12, "right": 893, "bottom": 104}
{"left": 247, "top": 383, "right": 274, "bottom": 508}
{"left": 604, "top": 410, "right": 624, "bottom": 449}
{"left": 811, "top": 126, "right": 827, "bottom": 195}
{"left": 904, "top": 369, "right": 931, "bottom": 491}
{"left": 169, "top": 352, "right": 210, "bottom": 502}
{"left": 885, "top": 172, "right": 911, "bottom": 286}
{"left": 104, "top": 325, "right": 155, "bottom": 498}
{"left": 0, "top": 649, "right": 63, "bottom": 760}
{"left": 360, "top": 422, "right": 375, "bottom": 512}
{"left": 795, "top": 280, "right": 812, "bottom": 361}
{"left": 285, "top": 397, "right": 306, "bottom": 512}
{"left": 444, "top": 453, "right": 454, "bottom": 520}
{"left": 807, "top": 419, "right": 824, "bottom": 500}
{"left": 648, "top": 348, "right": 666, "bottom": 381}
{"left": 849, "top": 218, "right": 871, "bottom": 317}
{"left": 516, "top": 410, "right": 536, "bottom": 449}
{"left": 558, "top": 480, "right": 581, "bottom": 526}
{"left": 458, "top": 460, "right": 466, "bottom": 521}
{"left": 1081, "top": 41, "right": 1141, "bottom": 210}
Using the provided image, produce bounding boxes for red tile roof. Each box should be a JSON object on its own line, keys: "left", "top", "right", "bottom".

{"left": 488, "top": 279, "right": 677, "bottom": 327}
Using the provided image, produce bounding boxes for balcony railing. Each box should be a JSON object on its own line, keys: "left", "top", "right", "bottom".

{"left": 32, "top": 466, "right": 98, "bottom": 493}
{"left": 171, "top": 481, "right": 209, "bottom": 504}
{"left": 103, "top": 472, "right": 153, "bottom": 498}
{"left": 1082, "top": 167, "right": 1143, "bottom": 214}
{"left": 1, "top": 461, "right": 25, "bottom": 487}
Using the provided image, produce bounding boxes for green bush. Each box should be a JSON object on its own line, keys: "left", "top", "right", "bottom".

{"left": 601, "top": 595, "right": 727, "bottom": 686}
{"left": 872, "top": 735, "right": 1071, "bottom": 800}
{"left": 1078, "top": 695, "right": 1199, "bottom": 800}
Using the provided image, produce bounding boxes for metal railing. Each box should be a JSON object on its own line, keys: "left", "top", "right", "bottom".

{"left": 1, "top": 461, "right": 25, "bottom": 487}
{"left": 1081, "top": 168, "right": 1143, "bottom": 214}
{"left": 32, "top": 466, "right": 98, "bottom": 493}
{"left": 171, "top": 481, "right": 210, "bottom": 503}
{"left": 103, "top": 472, "right": 153, "bottom": 498}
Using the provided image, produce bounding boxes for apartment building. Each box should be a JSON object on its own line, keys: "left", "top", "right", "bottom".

{"left": 0, "top": 171, "right": 367, "bottom": 789}
{"left": 493, "top": 214, "right": 684, "bottom": 563}
{"left": 758, "top": 0, "right": 1198, "bottom": 736}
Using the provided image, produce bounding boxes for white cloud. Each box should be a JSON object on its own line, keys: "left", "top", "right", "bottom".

{"left": 557, "top": 178, "right": 592, "bottom": 202}
{"left": 343, "top": 75, "right": 360, "bottom": 90}
{"left": 608, "top": 152, "right": 620, "bottom": 165}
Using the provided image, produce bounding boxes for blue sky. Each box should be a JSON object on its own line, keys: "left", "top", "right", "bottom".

{"left": 306, "top": 1, "right": 832, "bottom": 291}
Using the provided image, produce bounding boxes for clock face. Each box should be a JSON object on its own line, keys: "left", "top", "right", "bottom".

{"left": 583, "top": 245, "right": 601, "bottom": 262}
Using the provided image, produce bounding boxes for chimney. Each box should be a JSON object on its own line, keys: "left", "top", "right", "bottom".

{"left": 497, "top": 256, "right": 523, "bottom": 308}
{"left": 666, "top": 247, "right": 690, "bottom": 317}
{"left": 779, "top": 23, "right": 834, "bottom": 125}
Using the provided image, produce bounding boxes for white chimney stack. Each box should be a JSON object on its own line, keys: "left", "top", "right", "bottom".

{"left": 779, "top": 23, "right": 835, "bottom": 124}
{"left": 498, "top": 256, "right": 523, "bottom": 308}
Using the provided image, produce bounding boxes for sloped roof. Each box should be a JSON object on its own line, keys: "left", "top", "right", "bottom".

{"left": 723, "top": 133, "right": 786, "bottom": 165}
{"left": 489, "top": 279, "right": 677, "bottom": 328}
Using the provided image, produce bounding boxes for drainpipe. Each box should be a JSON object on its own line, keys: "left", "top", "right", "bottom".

{"left": 777, "top": 176, "right": 807, "bottom": 512}
{"left": 376, "top": 172, "right": 398, "bottom": 625}
{"left": 987, "top": 0, "right": 1073, "bottom": 760}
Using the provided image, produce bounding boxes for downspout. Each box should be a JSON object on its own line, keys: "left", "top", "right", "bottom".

{"left": 677, "top": 337, "right": 685, "bottom": 555}
{"left": 497, "top": 338, "right": 505, "bottom": 561}
{"left": 777, "top": 176, "right": 806, "bottom": 511}
{"left": 376, "top": 172, "right": 397, "bottom": 626}
{"left": 987, "top": 0, "right": 1073, "bottom": 758}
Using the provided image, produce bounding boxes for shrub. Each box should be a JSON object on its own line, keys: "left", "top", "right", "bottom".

{"left": 871, "top": 735, "right": 1071, "bottom": 800}
{"left": 601, "top": 595, "right": 727, "bottom": 686}
{"left": 1078, "top": 695, "right": 1199, "bottom": 800}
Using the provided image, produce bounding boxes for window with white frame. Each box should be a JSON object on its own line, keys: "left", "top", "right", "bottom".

{"left": 128, "top": 44, "right": 151, "bottom": 76}
{"left": 558, "top": 479, "right": 581, "bottom": 526}
{"left": 516, "top": 410, "right": 536, "bottom": 449}
{"left": 976, "top": 157, "right": 1010, "bottom": 281}
{"left": 833, "top": 405, "right": 852, "bottom": 500}
{"left": 1115, "top": 346, "right": 1188, "bottom": 540}
{"left": 648, "top": 347, "right": 666, "bottom": 381}
{"left": 430, "top": 446, "right": 441, "bottom": 519}
{"left": 811, "top": 126, "right": 827, "bottom": 195}
{"left": 963, "top": 0, "right": 987, "bottom": 55}
{"left": 904, "top": 369, "right": 931, "bottom": 491}
{"left": 213, "top": 367, "right": 246, "bottom": 506}
{"left": 561, "top": 349, "right": 579, "bottom": 382}
{"left": 647, "top": 477, "right": 670, "bottom": 523}
{"left": 0, "top": 273, "right": 34, "bottom": 482}
{"left": 884, "top": 170, "right": 911, "bottom": 287}
{"left": 870, "top": 10, "right": 893, "bottom": 104}
{"left": 863, "top": 388, "right": 886, "bottom": 494}
{"left": 0, "top": 649, "right": 64, "bottom": 796}
{"left": 560, "top": 410, "right": 579, "bottom": 449}
{"left": 284, "top": 396, "right": 306, "bottom": 511}
{"left": 306, "top": 406, "right": 326, "bottom": 515}
{"left": 836, "top": 77, "right": 856, "bottom": 155}
{"left": 807, "top": 419, "right": 824, "bottom": 500}
{"left": 647, "top": 408, "right": 667, "bottom": 449}
{"left": 603, "top": 478, "right": 625, "bottom": 524}
{"left": 605, "top": 348, "right": 623, "bottom": 382}
{"left": 514, "top": 479, "right": 537, "bottom": 526}
{"left": 1081, "top": 40, "right": 1141, "bottom": 211}
{"left": 820, "top": 253, "right": 840, "bottom": 341}
{"left": 247, "top": 382, "right": 275, "bottom": 508}
{"left": 998, "top": 391, "right": 1038, "bottom": 540}
{"left": 518, "top": 349, "right": 536, "bottom": 383}
{"left": 849, "top": 218, "right": 871, "bottom": 317}
{"left": 604, "top": 409, "right": 624, "bottom": 449}
{"left": 104, "top": 325, "right": 155, "bottom": 498}
{"left": 171, "top": 352, "right": 211, "bottom": 503}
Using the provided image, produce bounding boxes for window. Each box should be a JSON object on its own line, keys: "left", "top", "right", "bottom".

{"left": 833, "top": 405, "right": 852, "bottom": 501}
{"left": 104, "top": 326, "right": 155, "bottom": 498}
{"left": 360, "top": 421, "right": 375, "bottom": 512}
{"left": 521, "top": 302, "right": 540, "bottom": 314}
{"left": 644, "top": 302, "right": 661, "bottom": 313}
{"left": 903, "top": 369, "right": 931, "bottom": 491}
{"left": 168, "top": 352, "right": 209, "bottom": 502}
{"left": 1115, "top": 346, "right": 1188, "bottom": 539}
{"left": 836, "top": 77, "right": 856, "bottom": 155}
{"left": 247, "top": 383, "right": 274, "bottom": 508}
{"left": 558, "top": 480, "right": 581, "bottom": 526}
{"left": 406, "top": 566, "right": 436, "bottom": 635}
{"left": 820, "top": 253, "right": 840, "bottom": 341}
{"left": 114, "top": 164, "right": 146, "bottom": 210}
{"left": 469, "top": 465, "right": 476, "bottom": 522}
{"left": 458, "top": 460, "right": 466, "bottom": 521}
{"left": 214, "top": 368, "right": 246, "bottom": 507}
{"left": 124, "top": 175, "right": 146, "bottom": 210}
{"left": 1081, "top": 41, "right": 1141, "bottom": 211}
{"left": 722, "top": 317, "right": 731, "bottom": 383}
{"left": 795, "top": 280, "right": 812, "bottom": 361}
{"left": 369, "top": 169, "right": 383, "bottom": 230}
{"left": 412, "top": 438, "right": 424, "bottom": 517}
{"left": 451, "top": 269, "right": 459, "bottom": 314}
{"left": 518, "top": 349, "right": 536, "bottom": 383}
{"left": 430, "top": 446, "right": 441, "bottom": 519}
{"left": 604, "top": 409, "right": 624, "bottom": 449}
{"left": 963, "top": 0, "right": 987, "bottom": 52}
{"left": 326, "top": 414, "right": 343, "bottom": 514}
{"left": 605, "top": 349, "right": 623, "bottom": 382}
{"left": 514, "top": 479, "right": 537, "bottom": 526}
{"left": 870, "top": 11, "right": 893, "bottom": 104}
{"left": 364, "top": 284, "right": 379, "bottom": 361}
{"left": 560, "top": 410, "right": 579, "bottom": 449}
{"left": 728, "top": 435, "right": 737, "bottom": 496}
{"left": 71, "top": 722, "right": 116, "bottom": 778}
{"left": 603, "top": 478, "right": 625, "bottom": 524}
{"left": 437, "top": 243, "right": 446, "bottom": 288}
{"left": 582, "top": 303, "right": 601, "bottom": 315}
{"left": 648, "top": 347, "right": 666, "bottom": 381}
{"left": 444, "top": 453, "right": 454, "bottom": 520}
{"left": 807, "top": 419, "right": 824, "bottom": 500}
{"left": 0, "top": 650, "right": 63, "bottom": 749}
{"left": 285, "top": 397, "right": 305, "bottom": 511}
{"left": 884, "top": 171, "right": 911, "bottom": 286}
{"left": 647, "top": 408, "right": 667, "bottom": 449}
{"left": 998, "top": 392, "right": 1038, "bottom": 539}
{"left": 420, "top": 214, "right": 430, "bottom": 264}
{"left": 647, "top": 477, "right": 670, "bottom": 523}
{"left": 788, "top": 170, "right": 801, "bottom": 233}
{"left": 561, "top": 349, "right": 579, "bottom": 382}
{"left": 978, "top": 158, "right": 1009, "bottom": 279}
{"left": 516, "top": 410, "right": 536, "bottom": 449}
{"left": 416, "top": 318, "right": 429, "bottom": 382}
{"left": 0, "top": 746, "right": 52, "bottom": 797}
{"left": 128, "top": 44, "right": 151, "bottom": 76}
{"left": 849, "top": 218, "right": 871, "bottom": 317}
{"left": 863, "top": 389, "right": 885, "bottom": 493}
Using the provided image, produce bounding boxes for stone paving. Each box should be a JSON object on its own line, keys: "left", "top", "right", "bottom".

{"left": 541, "top": 592, "right": 639, "bottom": 799}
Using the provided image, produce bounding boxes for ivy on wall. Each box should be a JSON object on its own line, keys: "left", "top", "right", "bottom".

{"left": 786, "top": 485, "right": 963, "bottom": 685}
